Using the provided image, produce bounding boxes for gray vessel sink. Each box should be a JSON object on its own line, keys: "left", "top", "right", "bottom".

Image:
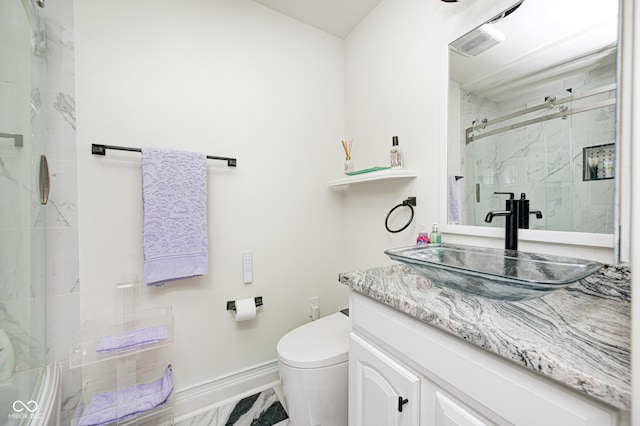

{"left": 384, "top": 243, "right": 603, "bottom": 301}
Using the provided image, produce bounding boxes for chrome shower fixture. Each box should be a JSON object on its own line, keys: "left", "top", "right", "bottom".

{"left": 472, "top": 118, "right": 488, "bottom": 130}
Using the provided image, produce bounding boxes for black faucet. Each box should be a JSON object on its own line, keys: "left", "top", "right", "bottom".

{"left": 517, "top": 193, "right": 543, "bottom": 229}
{"left": 485, "top": 192, "right": 543, "bottom": 250}
{"left": 485, "top": 192, "right": 519, "bottom": 250}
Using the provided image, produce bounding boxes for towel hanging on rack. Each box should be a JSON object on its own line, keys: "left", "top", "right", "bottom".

{"left": 142, "top": 148, "right": 209, "bottom": 286}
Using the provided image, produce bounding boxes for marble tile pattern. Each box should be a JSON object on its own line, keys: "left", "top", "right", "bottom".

{"left": 176, "top": 388, "right": 289, "bottom": 426}
{"left": 339, "top": 263, "right": 631, "bottom": 410}
{"left": 0, "top": 0, "right": 82, "bottom": 423}
{"left": 458, "top": 63, "right": 616, "bottom": 234}
{"left": 42, "top": 1, "right": 81, "bottom": 423}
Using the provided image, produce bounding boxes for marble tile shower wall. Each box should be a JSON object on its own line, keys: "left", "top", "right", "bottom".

{"left": 460, "top": 63, "right": 616, "bottom": 234}
{"left": 459, "top": 91, "right": 498, "bottom": 227}
{"left": 0, "top": 0, "right": 77, "bottom": 419}
{"left": 0, "top": 0, "right": 43, "bottom": 374}
{"left": 43, "top": 0, "right": 81, "bottom": 423}
{"left": 42, "top": 0, "right": 81, "bottom": 421}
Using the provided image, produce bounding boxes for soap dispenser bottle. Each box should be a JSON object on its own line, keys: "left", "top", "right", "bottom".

{"left": 0, "top": 330, "right": 15, "bottom": 382}
{"left": 390, "top": 136, "right": 403, "bottom": 169}
{"left": 429, "top": 223, "right": 441, "bottom": 246}
{"left": 416, "top": 225, "right": 430, "bottom": 245}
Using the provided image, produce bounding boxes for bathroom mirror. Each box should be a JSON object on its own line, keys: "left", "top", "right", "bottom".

{"left": 444, "top": 0, "right": 619, "bottom": 249}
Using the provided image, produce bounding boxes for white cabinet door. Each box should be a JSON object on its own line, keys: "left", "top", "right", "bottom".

{"left": 349, "top": 333, "right": 420, "bottom": 426}
{"left": 434, "top": 391, "right": 493, "bottom": 426}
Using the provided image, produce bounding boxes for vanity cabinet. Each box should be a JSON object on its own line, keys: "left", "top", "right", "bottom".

{"left": 350, "top": 334, "right": 420, "bottom": 426}
{"left": 349, "top": 290, "right": 625, "bottom": 426}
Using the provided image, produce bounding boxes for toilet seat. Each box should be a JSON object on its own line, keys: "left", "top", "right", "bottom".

{"left": 277, "top": 312, "right": 350, "bottom": 369}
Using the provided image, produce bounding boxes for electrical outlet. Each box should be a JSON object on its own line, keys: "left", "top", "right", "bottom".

{"left": 308, "top": 297, "right": 319, "bottom": 321}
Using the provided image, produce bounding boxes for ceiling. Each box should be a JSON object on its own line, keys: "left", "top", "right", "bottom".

{"left": 251, "top": 0, "right": 384, "bottom": 39}
{"left": 450, "top": 0, "right": 618, "bottom": 101}
{"left": 250, "top": 0, "right": 618, "bottom": 99}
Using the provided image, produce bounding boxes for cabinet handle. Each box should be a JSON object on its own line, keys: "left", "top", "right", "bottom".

{"left": 397, "top": 396, "right": 409, "bottom": 412}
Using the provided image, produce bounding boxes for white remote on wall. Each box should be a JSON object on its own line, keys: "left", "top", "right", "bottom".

{"left": 243, "top": 250, "right": 253, "bottom": 283}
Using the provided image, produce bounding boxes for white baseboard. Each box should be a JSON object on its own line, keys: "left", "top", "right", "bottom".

{"left": 173, "top": 359, "right": 281, "bottom": 423}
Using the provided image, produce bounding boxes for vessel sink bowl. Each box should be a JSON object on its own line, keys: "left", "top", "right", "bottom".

{"left": 384, "top": 244, "right": 603, "bottom": 301}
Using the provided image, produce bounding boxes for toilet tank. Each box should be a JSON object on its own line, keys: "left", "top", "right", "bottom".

{"left": 277, "top": 312, "right": 350, "bottom": 426}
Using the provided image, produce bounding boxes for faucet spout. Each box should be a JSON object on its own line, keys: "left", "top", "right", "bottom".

{"left": 530, "top": 209, "right": 543, "bottom": 219}
{"left": 486, "top": 191, "right": 519, "bottom": 250}
{"left": 488, "top": 193, "right": 543, "bottom": 250}
{"left": 485, "top": 208, "right": 518, "bottom": 250}
{"left": 517, "top": 193, "right": 544, "bottom": 228}
{"left": 484, "top": 210, "right": 511, "bottom": 223}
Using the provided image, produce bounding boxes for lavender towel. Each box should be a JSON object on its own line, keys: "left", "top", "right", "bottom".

{"left": 142, "top": 148, "right": 208, "bottom": 286}
{"left": 78, "top": 365, "right": 173, "bottom": 426}
{"left": 96, "top": 325, "right": 169, "bottom": 353}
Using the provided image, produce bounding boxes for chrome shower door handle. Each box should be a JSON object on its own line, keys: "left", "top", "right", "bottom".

{"left": 38, "top": 154, "right": 50, "bottom": 205}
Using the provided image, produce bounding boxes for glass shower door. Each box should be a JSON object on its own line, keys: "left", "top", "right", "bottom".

{"left": 0, "top": 0, "right": 48, "bottom": 419}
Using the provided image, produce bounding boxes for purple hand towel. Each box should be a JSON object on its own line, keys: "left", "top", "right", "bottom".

{"left": 142, "top": 148, "right": 208, "bottom": 286}
{"left": 96, "top": 325, "right": 168, "bottom": 353}
{"left": 78, "top": 365, "right": 173, "bottom": 426}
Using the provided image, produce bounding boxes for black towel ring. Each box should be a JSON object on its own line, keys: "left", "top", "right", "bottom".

{"left": 385, "top": 197, "right": 416, "bottom": 233}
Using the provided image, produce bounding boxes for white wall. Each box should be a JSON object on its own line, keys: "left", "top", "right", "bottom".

{"left": 75, "top": 0, "right": 348, "bottom": 392}
{"left": 343, "top": 0, "right": 617, "bottom": 266}
{"left": 343, "top": 0, "right": 508, "bottom": 269}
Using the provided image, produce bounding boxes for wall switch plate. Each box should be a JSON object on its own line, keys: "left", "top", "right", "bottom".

{"left": 308, "top": 296, "right": 319, "bottom": 321}
{"left": 243, "top": 250, "right": 253, "bottom": 283}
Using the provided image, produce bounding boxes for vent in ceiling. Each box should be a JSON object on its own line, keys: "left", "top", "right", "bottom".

{"left": 450, "top": 24, "right": 505, "bottom": 57}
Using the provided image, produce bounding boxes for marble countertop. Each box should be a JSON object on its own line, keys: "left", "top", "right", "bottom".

{"left": 339, "top": 264, "right": 631, "bottom": 411}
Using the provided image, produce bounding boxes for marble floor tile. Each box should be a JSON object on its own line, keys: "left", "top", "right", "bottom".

{"left": 176, "top": 387, "right": 289, "bottom": 426}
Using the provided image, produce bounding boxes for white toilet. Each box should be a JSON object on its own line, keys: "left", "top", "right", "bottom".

{"left": 276, "top": 311, "right": 350, "bottom": 426}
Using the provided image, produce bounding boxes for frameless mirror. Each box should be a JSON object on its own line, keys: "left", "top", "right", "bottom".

{"left": 446, "top": 0, "right": 619, "bottom": 246}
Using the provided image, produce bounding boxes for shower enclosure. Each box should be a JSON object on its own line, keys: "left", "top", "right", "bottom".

{"left": 1, "top": 0, "right": 60, "bottom": 423}
{"left": 458, "top": 61, "right": 617, "bottom": 234}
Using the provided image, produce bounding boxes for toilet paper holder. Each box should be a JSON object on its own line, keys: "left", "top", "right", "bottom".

{"left": 226, "top": 296, "right": 263, "bottom": 311}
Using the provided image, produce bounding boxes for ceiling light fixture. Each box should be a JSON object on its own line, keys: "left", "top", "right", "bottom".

{"left": 450, "top": 24, "right": 505, "bottom": 57}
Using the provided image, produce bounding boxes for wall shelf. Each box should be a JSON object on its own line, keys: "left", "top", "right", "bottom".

{"left": 71, "top": 363, "right": 174, "bottom": 426}
{"left": 69, "top": 306, "right": 174, "bottom": 369}
{"left": 69, "top": 284, "right": 175, "bottom": 426}
{"left": 328, "top": 168, "right": 418, "bottom": 189}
